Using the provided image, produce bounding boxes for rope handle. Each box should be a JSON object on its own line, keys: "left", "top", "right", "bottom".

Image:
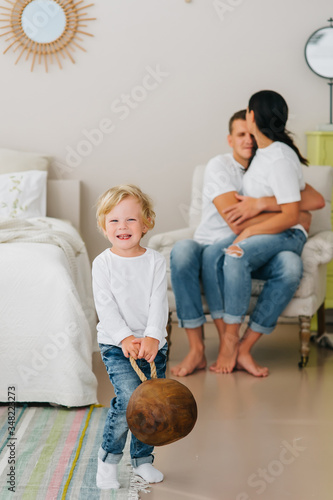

{"left": 129, "top": 356, "right": 157, "bottom": 382}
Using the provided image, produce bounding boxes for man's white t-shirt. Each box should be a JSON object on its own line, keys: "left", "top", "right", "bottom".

{"left": 242, "top": 141, "right": 306, "bottom": 234}
{"left": 92, "top": 247, "right": 168, "bottom": 349}
{"left": 194, "top": 153, "right": 245, "bottom": 245}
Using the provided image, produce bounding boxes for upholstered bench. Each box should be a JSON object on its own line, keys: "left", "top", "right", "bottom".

{"left": 149, "top": 165, "right": 333, "bottom": 367}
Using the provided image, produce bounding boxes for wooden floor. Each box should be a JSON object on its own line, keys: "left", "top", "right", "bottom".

{"left": 93, "top": 321, "right": 333, "bottom": 500}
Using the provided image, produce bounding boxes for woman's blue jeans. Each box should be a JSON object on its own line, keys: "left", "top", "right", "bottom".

{"left": 223, "top": 229, "right": 306, "bottom": 333}
{"left": 170, "top": 236, "right": 236, "bottom": 328}
{"left": 98, "top": 343, "right": 168, "bottom": 467}
{"left": 170, "top": 230, "right": 305, "bottom": 335}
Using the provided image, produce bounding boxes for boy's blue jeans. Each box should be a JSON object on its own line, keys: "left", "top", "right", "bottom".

{"left": 170, "top": 229, "right": 305, "bottom": 335}
{"left": 98, "top": 342, "right": 168, "bottom": 467}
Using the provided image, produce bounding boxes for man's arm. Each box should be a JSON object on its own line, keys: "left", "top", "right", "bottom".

{"left": 299, "top": 183, "right": 325, "bottom": 210}
{"left": 222, "top": 183, "right": 325, "bottom": 225}
{"left": 213, "top": 191, "right": 277, "bottom": 235}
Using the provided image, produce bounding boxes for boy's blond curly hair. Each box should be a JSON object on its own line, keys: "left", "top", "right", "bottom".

{"left": 96, "top": 184, "right": 156, "bottom": 235}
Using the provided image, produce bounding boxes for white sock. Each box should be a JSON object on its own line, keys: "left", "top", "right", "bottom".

{"left": 96, "top": 458, "right": 120, "bottom": 489}
{"left": 133, "top": 463, "right": 164, "bottom": 483}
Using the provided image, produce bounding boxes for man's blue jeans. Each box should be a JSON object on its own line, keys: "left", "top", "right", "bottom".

{"left": 98, "top": 343, "right": 168, "bottom": 467}
{"left": 223, "top": 229, "right": 307, "bottom": 333}
{"left": 170, "top": 236, "right": 235, "bottom": 328}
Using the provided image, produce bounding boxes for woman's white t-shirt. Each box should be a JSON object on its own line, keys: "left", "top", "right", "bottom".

{"left": 92, "top": 247, "right": 168, "bottom": 349}
{"left": 242, "top": 141, "right": 306, "bottom": 235}
{"left": 194, "top": 153, "right": 245, "bottom": 245}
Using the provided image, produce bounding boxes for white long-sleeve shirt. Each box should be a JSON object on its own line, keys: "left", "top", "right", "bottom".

{"left": 92, "top": 247, "right": 168, "bottom": 349}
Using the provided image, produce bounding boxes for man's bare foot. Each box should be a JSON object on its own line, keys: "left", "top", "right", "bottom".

{"left": 171, "top": 350, "right": 206, "bottom": 377}
{"left": 209, "top": 333, "right": 239, "bottom": 374}
{"left": 236, "top": 350, "right": 269, "bottom": 377}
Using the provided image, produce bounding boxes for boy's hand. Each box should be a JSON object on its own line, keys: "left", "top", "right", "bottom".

{"left": 132, "top": 337, "right": 159, "bottom": 363}
{"left": 121, "top": 335, "right": 139, "bottom": 359}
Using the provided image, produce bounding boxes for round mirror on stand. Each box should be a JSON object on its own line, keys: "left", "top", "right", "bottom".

{"left": 0, "top": 0, "right": 96, "bottom": 72}
{"left": 305, "top": 18, "right": 333, "bottom": 128}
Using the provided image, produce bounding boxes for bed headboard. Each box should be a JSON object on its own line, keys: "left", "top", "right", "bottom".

{"left": 47, "top": 180, "right": 80, "bottom": 230}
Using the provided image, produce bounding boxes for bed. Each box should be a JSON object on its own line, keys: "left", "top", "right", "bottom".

{"left": 0, "top": 149, "right": 98, "bottom": 407}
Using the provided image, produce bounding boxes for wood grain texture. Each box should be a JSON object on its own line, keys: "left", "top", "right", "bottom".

{"left": 126, "top": 378, "right": 197, "bottom": 446}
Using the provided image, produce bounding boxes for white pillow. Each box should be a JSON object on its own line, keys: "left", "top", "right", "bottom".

{"left": 0, "top": 148, "right": 50, "bottom": 174}
{"left": 0, "top": 170, "right": 47, "bottom": 218}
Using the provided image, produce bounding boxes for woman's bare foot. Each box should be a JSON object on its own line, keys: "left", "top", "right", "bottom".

{"left": 171, "top": 350, "right": 206, "bottom": 377}
{"left": 236, "top": 350, "right": 269, "bottom": 377}
{"left": 209, "top": 333, "right": 239, "bottom": 374}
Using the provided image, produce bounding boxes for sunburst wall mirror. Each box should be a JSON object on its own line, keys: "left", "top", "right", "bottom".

{"left": 0, "top": 0, "right": 95, "bottom": 72}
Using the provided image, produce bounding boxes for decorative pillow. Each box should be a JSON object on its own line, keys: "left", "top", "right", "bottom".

{"left": 0, "top": 170, "right": 48, "bottom": 218}
{"left": 0, "top": 148, "right": 50, "bottom": 175}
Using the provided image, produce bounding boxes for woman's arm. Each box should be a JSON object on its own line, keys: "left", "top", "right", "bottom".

{"left": 255, "top": 183, "right": 324, "bottom": 212}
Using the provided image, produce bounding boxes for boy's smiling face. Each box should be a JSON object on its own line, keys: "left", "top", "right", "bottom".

{"left": 104, "top": 196, "right": 148, "bottom": 257}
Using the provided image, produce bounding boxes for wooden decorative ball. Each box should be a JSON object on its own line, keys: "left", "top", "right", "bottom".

{"left": 126, "top": 378, "right": 197, "bottom": 446}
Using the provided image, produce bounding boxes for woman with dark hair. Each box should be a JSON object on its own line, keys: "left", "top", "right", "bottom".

{"left": 247, "top": 90, "right": 308, "bottom": 165}
{"left": 218, "top": 90, "right": 311, "bottom": 377}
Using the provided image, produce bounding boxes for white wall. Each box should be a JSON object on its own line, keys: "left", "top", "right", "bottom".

{"left": 0, "top": 0, "right": 331, "bottom": 260}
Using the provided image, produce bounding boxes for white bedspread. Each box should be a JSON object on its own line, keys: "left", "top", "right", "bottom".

{"left": 0, "top": 217, "right": 98, "bottom": 407}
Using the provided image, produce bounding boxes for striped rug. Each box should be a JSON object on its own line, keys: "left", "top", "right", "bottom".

{"left": 0, "top": 404, "right": 149, "bottom": 499}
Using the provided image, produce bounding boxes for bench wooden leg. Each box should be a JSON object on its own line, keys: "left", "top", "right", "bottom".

{"left": 298, "top": 315, "right": 311, "bottom": 368}
{"left": 317, "top": 301, "right": 326, "bottom": 338}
